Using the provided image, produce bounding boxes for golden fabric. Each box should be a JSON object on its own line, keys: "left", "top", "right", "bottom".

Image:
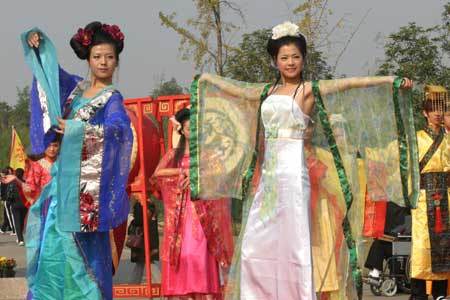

{"left": 309, "top": 148, "right": 350, "bottom": 299}
{"left": 411, "top": 130, "right": 450, "bottom": 280}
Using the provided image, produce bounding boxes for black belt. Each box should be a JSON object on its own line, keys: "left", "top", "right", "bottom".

{"left": 420, "top": 172, "right": 450, "bottom": 189}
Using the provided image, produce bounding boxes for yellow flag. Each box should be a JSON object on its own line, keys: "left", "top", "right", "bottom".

{"left": 9, "top": 127, "right": 27, "bottom": 170}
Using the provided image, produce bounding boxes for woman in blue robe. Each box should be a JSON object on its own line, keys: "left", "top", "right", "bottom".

{"left": 20, "top": 21, "right": 133, "bottom": 299}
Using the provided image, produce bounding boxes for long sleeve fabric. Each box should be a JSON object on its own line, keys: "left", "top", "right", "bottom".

{"left": 22, "top": 28, "right": 132, "bottom": 300}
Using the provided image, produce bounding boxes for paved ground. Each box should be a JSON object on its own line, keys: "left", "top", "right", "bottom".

{"left": 0, "top": 232, "right": 413, "bottom": 300}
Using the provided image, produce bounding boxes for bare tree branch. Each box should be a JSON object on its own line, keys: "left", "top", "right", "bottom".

{"left": 332, "top": 8, "right": 371, "bottom": 72}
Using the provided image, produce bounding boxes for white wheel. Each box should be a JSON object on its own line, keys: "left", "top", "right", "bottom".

{"left": 380, "top": 278, "right": 398, "bottom": 297}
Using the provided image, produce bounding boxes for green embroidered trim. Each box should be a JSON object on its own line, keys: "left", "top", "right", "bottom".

{"left": 189, "top": 75, "right": 201, "bottom": 198}
{"left": 241, "top": 84, "right": 271, "bottom": 202}
{"left": 312, "top": 80, "right": 362, "bottom": 300}
{"left": 392, "top": 77, "right": 412, "bottom": 208}
{"left": 403, "top": 84, "right": 420, "bottom": 208}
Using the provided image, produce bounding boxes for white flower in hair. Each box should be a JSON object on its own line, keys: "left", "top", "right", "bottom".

{"left": 271, "top": 21, "right": 302, "bottom": 40}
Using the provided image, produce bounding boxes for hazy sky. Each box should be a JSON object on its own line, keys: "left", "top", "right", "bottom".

{"left": 0, "top": 0, "right": 446, "bottom": 104}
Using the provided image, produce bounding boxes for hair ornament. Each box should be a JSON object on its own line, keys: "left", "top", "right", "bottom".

{"left": 101, "top": 24, "right": 125, "bottom": 41}
{"left": 271, "top": 21, "right": 306, "bottom": 41}
{"left": 73, "top": 28, "right": 94, "bottom": 47}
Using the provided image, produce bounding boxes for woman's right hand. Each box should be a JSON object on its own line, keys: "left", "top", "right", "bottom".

{"left": 27, "top": 31, "right": 41, "bottom": 48}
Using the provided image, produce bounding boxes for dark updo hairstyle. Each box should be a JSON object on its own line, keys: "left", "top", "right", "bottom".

{"left": 173, "top": 108, "right": 190, "bottom": 166}
{"left": 70, "top": 21, "right": 124, "bottom": 61}
{"left": 267, "top": 35, "right": 307, "bottom": 62}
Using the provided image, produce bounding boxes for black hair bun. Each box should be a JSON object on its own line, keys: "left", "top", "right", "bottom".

{"left": 70, "top": 21, "right": 124, "bottom": 60}
{"left": 175, "top": 108, "right": 190, "bottom": 124}
{"left": 267, "top": 35, "right": 307, "bottom": 60}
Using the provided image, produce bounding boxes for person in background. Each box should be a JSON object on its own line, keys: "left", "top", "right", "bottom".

{"left": 154, "top": 108, "right": 233, "bottom": 300}
{"left": 129, "top": 200, "right": 160, "bottom": 284}
{"left": 364, "top": 201, "right": 411, "bottom": 281}
{"left": 0, "top": 167, "right": 15, "bottom": 234}
{"left": 7, "top": 168, "right": 27, "bottom": 245}
{"left": 409, "top": 85, "right": 449, "bottom": 300}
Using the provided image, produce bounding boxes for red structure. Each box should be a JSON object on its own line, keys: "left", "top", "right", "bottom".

{"left": 113, "top": 94, "right": 190, "bottom": 298}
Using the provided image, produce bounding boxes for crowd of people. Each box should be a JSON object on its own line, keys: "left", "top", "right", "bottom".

{"left": 0, "top": 19, "right": 447, "bottom": 300}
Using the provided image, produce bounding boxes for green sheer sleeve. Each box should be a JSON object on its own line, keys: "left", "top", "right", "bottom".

{"left": 189, "top": 74, "right": 270, "bottom": 200}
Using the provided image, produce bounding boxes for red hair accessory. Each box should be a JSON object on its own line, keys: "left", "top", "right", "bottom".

{"left": 73, "top": 28, "right": 94, "bottom": 46}
{"left": 102, "top": 24, "right": 125, "bottom": 41}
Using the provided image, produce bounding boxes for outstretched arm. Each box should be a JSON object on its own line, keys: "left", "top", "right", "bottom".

{"left": 319, "top": 76, "right": 412, "bottom": 96}
{"left": 200, "top": 73, "right": 266, "bottom": 101}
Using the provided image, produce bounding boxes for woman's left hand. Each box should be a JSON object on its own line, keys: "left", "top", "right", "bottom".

{"left": 55, "top": 118, "right": 66, "bottom": 134}
{"left": 400, "top": 78, "right": 413, "bottom": 89}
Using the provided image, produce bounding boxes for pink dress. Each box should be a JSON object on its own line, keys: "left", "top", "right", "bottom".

{"left": 157, "top": 152, "right": 230, "bottom": 299}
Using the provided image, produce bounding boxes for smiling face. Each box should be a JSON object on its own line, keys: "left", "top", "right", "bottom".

{"left": 88, "top": 43, "right": 117, "bottom": 81}
{"left": 275, "top": 43, "right": 304, "bottom": 82}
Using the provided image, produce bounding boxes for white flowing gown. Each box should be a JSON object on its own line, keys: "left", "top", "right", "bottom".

{"left": 240, "top": 94, "right": 316, "bottom": 300}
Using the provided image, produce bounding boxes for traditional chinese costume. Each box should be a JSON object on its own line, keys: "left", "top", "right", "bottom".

{"left": 189, "top": 74, "right": 419, "bottom": 300}
{"left": 21, "top": 29, "right": 132, "bottom": 300}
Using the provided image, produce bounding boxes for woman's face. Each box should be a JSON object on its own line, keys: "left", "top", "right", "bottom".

{"left": 275, "top": 43, "right": 304, "bottom": 81}
{"left": 88, "top": 43, "right": 117, "bottom": 81}
{"left": 45, "top": 142, "right": 60, "bottom": 160}
{"left": 181, "top": 120, "right": 190, "bottom": 140}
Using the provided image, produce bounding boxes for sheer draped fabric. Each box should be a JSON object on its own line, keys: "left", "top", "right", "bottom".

{"left": 190, "top": 74, "right": 418, "bottom": 299}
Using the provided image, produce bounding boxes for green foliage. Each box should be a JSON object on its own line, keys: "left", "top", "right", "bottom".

{"left": 441, "top": 2, "right": 450, "bottom": 55}
{"left": 0, "top": 86, "right": 30, "bottom": 168}
{"left": 304, "top": 46, "right": 333, "bottom": 80}
{"left": 151, "top": 77, "right": 185, "bottom": 98}
{"left": 376, "top": 5, "right": 450, "bottom": 130}
{"left": 224, "top": 29, "right": 276, "bottom": 83}
{"left": 377, "top": 23, "right": 444, "bottom": 85}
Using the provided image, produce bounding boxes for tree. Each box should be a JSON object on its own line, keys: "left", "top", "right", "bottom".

{"left": 376, "top": 18, "right": 450, "bottom": 128}
{"left": 441, "top": 2, "right": 450, "bottom": 55}
{"left": 223, "top": 29, "right": 275, "bottom": 83}
{"left": 376, "top": 23, "right": 443, "bottom": 84}
{"left": 0, "top": 86, "right": 30, "bottom": 167}
{"left": 159, "top": 0, "right": 243, "bottom": 75}
{"left": 151, "top": 77, "right": 185, "bottom": 98}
